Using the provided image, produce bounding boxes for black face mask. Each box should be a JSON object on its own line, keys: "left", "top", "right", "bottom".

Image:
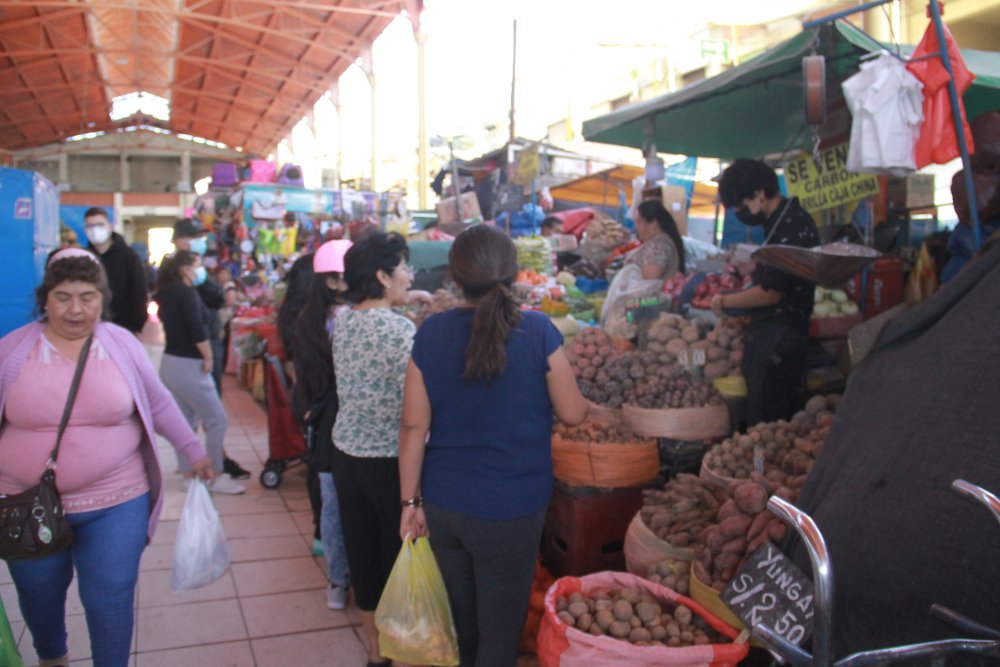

{"left": 735, "top": 205, "right": 768, "bottom": 227}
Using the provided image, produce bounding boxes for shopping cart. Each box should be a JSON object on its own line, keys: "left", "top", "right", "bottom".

{"left": 751, "top": 480, "right": 1000, "bottom": 666}
{"left": 259, "top": 353, "right": 306, "bottom": 489}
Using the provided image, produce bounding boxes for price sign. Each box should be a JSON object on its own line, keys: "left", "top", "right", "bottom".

{"left": 722, "top": 543, "right": 815, "bottom": 646}
{"left": 624, "top": 296, "right": 669, "bottom": 324}
{"left": 692, "top": 348, "right": 707, "bottom": 367}
{"left": 676, "top": 348, "right": 690, "bottom": 370}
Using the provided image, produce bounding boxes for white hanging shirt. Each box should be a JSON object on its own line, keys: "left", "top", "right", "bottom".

{"left": 842, "top": 51, "right": 924, "bottom": 176}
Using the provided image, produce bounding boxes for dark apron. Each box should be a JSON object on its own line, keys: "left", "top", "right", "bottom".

{"left": 740, "top": 318, "right": 808, "bottom": 427}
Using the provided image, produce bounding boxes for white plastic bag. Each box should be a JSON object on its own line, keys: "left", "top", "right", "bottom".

{"left": 171, "top": 479, "right": 231, "bottom": 592}
{"left": 600, "top": 264, "right": 663, "bottom": 339}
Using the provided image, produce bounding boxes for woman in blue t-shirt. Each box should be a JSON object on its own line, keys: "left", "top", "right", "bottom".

{"left": 399, "top": 225, "right": 587, "bottom": 667}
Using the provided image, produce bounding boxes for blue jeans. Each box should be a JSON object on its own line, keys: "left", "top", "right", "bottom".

{"left": 8, "top": 493, "right": 150, "bottom": 667}
{"left": 318, "top": 472, "right": 350, "bottom": 588}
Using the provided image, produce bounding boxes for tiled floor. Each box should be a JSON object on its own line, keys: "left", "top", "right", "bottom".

{"left": 1, "top": 325, "right": 540, "bottom": 666}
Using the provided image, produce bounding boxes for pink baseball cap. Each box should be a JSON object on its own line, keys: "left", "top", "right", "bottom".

{"left": 313, "top": 239, "right": 353, "bottom": 274}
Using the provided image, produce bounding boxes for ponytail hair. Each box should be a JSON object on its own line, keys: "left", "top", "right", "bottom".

{"left": 449, "top": 225, "right": 521, "bottom": 383}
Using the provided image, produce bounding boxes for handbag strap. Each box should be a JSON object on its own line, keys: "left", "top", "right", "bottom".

{"left": 48, "top": 334, "right": 94, "bottom": 465}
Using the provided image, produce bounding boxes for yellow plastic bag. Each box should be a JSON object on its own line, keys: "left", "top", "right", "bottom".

{"left": 375, "top": 537, "right": 459, "bottom": 666}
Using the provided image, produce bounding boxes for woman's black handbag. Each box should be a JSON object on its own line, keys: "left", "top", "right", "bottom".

{"left": 0, "top": 335, "right": 92, "bottom": 562}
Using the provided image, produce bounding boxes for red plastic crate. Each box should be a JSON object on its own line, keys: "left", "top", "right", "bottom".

{"left": 845, "top": 257, "right": 904, "bottom": 319}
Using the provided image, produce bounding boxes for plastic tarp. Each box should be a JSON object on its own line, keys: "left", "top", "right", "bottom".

{"left": 583, "top": 22, "right": 1000, "bottom": 159}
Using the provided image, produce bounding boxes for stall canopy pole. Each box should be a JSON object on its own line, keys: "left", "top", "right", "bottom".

{"left": 928, "top": 0, "right": 983, "bottom": 249}
{"left": 509, "top": 20, "right": 517, "bottom": 145}
{"left": 803, "top": 0, "right": 982, "bottom": 249}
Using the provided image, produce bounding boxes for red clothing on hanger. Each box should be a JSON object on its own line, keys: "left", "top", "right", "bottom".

{"left": 906, "top": 21, "right": 975, "bottom": 167}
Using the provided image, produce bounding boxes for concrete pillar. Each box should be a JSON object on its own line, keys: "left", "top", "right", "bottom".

{"left": 119, "top": 152, "right": 130, "bottom": 192}
{"left": 58, "top": 152, "right": 69, "bottom": 186}
{"left": 330, "top": 83, "right": 343, "bottom": 189}
{"left": 359, "top": 47, "right": 376, "bottom": 190}
{"left": 415, "top": 30, "right": 428, "bottom": 209}
{"left": 179, "top": 150, "right": 192, "bottom": 193}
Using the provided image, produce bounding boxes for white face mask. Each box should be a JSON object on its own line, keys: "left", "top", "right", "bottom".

{"left": 187, "top": 237, "right": 208, "bottom": 256}
{"left": 85, "top": 225, "right": 111, "bottom": 246}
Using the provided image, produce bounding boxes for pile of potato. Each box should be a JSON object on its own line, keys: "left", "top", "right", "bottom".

{"left": 596, "top": 352, "right": 724, "bottom": 410}
{"left": 644, "top": 314, "right": 746, "bottom": 379}
{"left": 702, "top": 394, "right": 840, "bottom": 492}
{"left": 554, "top": 589, "right": 725, "bottom": 647}
{"left": 693, "top": 480, "right": 789, "bottom": 593}
{"left": 566, "top": 327, "right": 620, "bottom": 381}
{"left": 407, "top": 289, "right": 463, "bottom": 327}
{"left": 638, "top": 474, "right": 726, "bottom": 549}
{"left": 645, "top": 559, "right": 692, "bottom": 596}
{"left": 553, "top": 419, "right": 653, "bottom": 446}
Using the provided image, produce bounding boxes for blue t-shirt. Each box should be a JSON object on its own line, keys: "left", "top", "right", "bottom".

{"left": 411, "top": 308, "right": 563, "bottom": 520}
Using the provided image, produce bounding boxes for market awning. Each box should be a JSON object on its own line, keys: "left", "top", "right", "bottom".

{"left": 549, "top": 164, "right": 718, "bottom": 213}
{"left": 582, "top": 21, "right": 1000, "bottom": 159}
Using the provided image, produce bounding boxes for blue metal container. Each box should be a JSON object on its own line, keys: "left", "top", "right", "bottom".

{"left": 0, "top": 167, "right": 60, "bottom": 337}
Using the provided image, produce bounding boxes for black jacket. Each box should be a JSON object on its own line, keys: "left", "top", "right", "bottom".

{"left": 195, "top": 277, "right": 225, "bottom": 340}
{"left": 89, "top": 233, "right": 148, "bottom": 333}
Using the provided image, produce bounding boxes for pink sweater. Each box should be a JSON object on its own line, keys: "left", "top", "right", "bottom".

{"left": 0, "top": 321, "right": 208, "bottom": 542}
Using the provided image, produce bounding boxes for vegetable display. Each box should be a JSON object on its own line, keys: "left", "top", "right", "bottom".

{"left": 406, "top": 288, "right": 462, "bottom": 327}
{"left": 580, "top": 351, "right": 724, "bottom": 410}
{"left": 554, "top": 419, "right": 653, "bottom": 446}
{"left": 693, "top": 480, "right": 789, "bottom": 592}
{"left": 638, "top": 474, "right": 726, "bottom": 549}
{"left": 689, "top": 268, "right": 752, "bottom": 310}
{"left": 644, "top": 314, "right": 746, "bottom": 379}
{"left": 644, "top": 559, "right": 692, "bottom": 596}
{"left": 554, "top": 589, "right": 726, "bottom": 647}
{"left": 813, "top": 286, "right": 859, "bottom": 318}
{"left": 701, "top": 393, "right": 839, "bottom": 493}
{"left": 514, "top": 237, "right": 554, "bottom": 275}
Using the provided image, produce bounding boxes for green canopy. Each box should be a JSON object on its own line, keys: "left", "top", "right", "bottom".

{"left": 582, "top": 22, "right": 1000, "bottom": 159}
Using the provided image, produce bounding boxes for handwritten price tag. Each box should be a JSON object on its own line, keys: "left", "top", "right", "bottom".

{"left": 722, "top": 543, "right": 815, "bottom": 645}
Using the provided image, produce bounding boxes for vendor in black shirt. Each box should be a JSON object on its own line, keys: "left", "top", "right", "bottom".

{"left": 712, "top": 159, "right": 819, "bottom": 426}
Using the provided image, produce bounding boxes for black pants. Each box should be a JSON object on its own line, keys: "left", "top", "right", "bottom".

{"left": 329, "top": 445, "right": 401, "bottom": 611}
{"left": 425, "top": 502, "right": 546, "bottom": 667}
{"left": 741, "top": 320, "right": 808, "bottom": 427}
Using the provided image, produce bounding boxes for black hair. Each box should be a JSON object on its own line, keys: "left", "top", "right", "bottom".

{"left": 718, "top": 159, "right": 780, "bottom": 208}
{"left": 448, "top": 225, "right": 521, "bottom": 383}
{"left": 343, "top": 231, "right": 409, "bottom": 303}
{"left": 36, "top": 255, "right": 112, "bottom": 320}
{"left": 636, "top": 200, "right": 687, "bottom": 272}
{"left": 277, "top": 253, "right": 315, "bottom": 362}
{"left": 541, "top": 216, "right": 562, "bottom": 232}
{"left": 83, "top": 207, "right": 108, "bottom": 220}
{"left": 156, "top": 250, "right": 198, "bottom": 291}
{"left": 290, "top": 271, "right": 346, "bottom": 419}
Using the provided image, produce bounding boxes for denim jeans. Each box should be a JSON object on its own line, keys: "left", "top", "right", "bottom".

{"left": 318, "top": 472, "right": 350, "bottom": 588}
{"left": 8, "top": 493, "right": 150, "bottom": 667}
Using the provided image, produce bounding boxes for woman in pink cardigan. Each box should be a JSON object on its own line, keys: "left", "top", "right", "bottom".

{"left": 0, "top": 249, "right": 213, "bottom": 667}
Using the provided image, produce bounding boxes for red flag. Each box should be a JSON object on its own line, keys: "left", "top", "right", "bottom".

{"left": 906, "top": 21, "right": 976, "bottom": 167}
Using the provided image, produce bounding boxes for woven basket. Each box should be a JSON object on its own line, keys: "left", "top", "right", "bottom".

{"left": 699, "top": 459, "right": 742, "bottom": 493}
{"left": 551, "top": 435, "right": 659, "bottom": 489}
{"left": 622, "top": 404, "right": 731, "bottom": 440}
{"left": 623, "top": 513, "right": 696, "bottom": 575}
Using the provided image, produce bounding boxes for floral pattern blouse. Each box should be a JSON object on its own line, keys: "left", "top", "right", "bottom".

{"left": 332, "top": 307, "right": 415, "bottom": 458}
{"left": 624, "top": 232, "right": 681, "bottom": 277}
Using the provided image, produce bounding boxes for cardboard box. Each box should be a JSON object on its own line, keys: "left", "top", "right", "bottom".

{"left": 885, "top": 174, "right": 935, "bottom": 211}
{"left": 435, "top": 191, "right": 482, "bottom": 226}
{"left": 642, "top": 184, "right": 689, "bottom": 235}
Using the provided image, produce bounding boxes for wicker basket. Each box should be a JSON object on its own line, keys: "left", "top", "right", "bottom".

{"left": 551, "top": 436, "right": 659, "bottom": 489}
{"left": 699, "top": 459, "right": 742, "bottom": 493}
{"left": 623, "top": 513, "right": 696, "bottom": 575}
{"left": 622, "top": 404, "right": 731, "bottom": 440}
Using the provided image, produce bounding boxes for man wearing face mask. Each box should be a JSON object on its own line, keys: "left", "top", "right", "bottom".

{"left": 172, "top": 218, "right": 252, "bottom": 481}
{"left": 83, "top": 207, "right": 149, "bottom": 334}
{"left": 713, "top": 159, "right": 820, "bottom": 426}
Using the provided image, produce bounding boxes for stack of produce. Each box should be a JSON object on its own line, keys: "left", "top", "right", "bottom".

{"left": 514, "top": 269, "right": 548, "bottom": 286}
{"left": 580, "top": 218, "right": 630, "bottom": 266}
{"left": 638, "top": 474, "right": 726, "bottom": 549}
{"left": 554, "top": 589, "right": 725, "bottom": 646}
{"left": 566, "top": 327, "right": 620, "bottom": 382}
{"left": 701, "top": 394, "right": 840, "bottom": 498}
{"left": 644, "top": 559, "right": 692, "bottom": 596}
{"left": 813, "top": 286, "right": 859, "bottom": 318}
{"left": 661, "top": 273, "right": 688, "bottom": 301}
{"left": 689, "top": 268, "right": 752, "bottom": 310}
{"left": 693, "top": 480, "right": 788, "bottom": 592}
{"left": 583, "top": 351, "right": 724, "bottom": 410}
{"left": 644, "top": 315, "right": 746, "bottom": 379}
{"left": 406, "top": 289, "right": 462, "bottom": 327}
{"left": 554, "top": 419, "right": 650, "bottom": 446}
{"left": 514, "top": 237, "right": 553, "bottom": 275}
